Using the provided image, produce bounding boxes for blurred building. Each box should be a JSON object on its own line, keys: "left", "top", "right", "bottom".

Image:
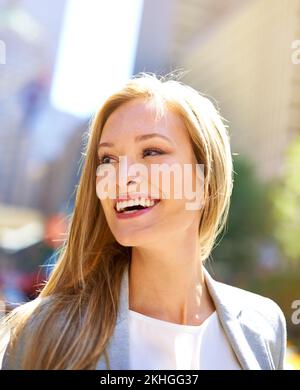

{"left": 134, "top": 0, "right": 300, "bottom": 181}
{"left": 0, "top": 0, "right": 84, "bottom": 214}
{"left": 36, "top": 118, "right": 86, "bottom": 215}
{"left": 134, "top": 0, "right": 242, "bottom": 75}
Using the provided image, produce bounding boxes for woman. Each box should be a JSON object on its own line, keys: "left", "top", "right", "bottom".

{"left": 0, "top": 72, "right": 286, "bottom": 370}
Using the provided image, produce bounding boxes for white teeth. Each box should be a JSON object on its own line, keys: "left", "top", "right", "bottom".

{"left": 115, "top": 197, "right": 159, "bottom": 212}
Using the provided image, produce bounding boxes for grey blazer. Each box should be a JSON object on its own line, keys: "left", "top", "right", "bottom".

{"left": 1, "top": 265, "right": 287, "bottom": 370}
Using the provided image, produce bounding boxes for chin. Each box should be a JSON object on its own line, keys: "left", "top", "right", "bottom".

{"left": 113, "top": 229, "right": 153, "bottom": 248}
{"left": 115, "top": 235, "right": 142, "bottom": 247}
{"left": 115, "top": 236, "right": 134, "bottom": 247}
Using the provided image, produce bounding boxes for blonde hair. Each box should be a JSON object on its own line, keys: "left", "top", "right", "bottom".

{"left": 0, "top": 72, "right": 233, "bottom": 369}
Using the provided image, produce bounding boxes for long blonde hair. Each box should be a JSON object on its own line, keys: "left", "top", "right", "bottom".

{"left": 0, "top": 72, "right": 233, "bottom": 369}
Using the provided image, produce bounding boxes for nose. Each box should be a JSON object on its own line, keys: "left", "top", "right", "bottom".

{"left": 116, "top": 174, "right": 142, "bottom": 198}
{"left": 118, "top": 156, "right": 143, "bottom": 186}
{"left": 118, "top": 168, "right": 144, "bottom": 196}
{"left": 126, "top": 174, "right": 142, "bottom": 187}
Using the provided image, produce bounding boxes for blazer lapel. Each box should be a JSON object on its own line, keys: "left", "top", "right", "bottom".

{"left": 203, "top": 267, "right": 273, "bottom": 370}
{"left": 97, "top": 264, "right": 273, "bottom": 370}
{"left": 96, "top": 265, "right": 130, "bottom": 370}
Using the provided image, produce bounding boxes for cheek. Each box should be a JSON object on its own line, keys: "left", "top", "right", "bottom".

{"left": 95, "top": 176, "right": 102, "bottom": 200}
{"left": 167, "top": 198, "right": 201, "bottom": 230}
{"left": 96, "top": 178, "right": 113, "bottom": 221}
{"left": 151, "top": 156, "right": 198, "bottom": 201}
{"left": 101, "top": 195, "right": 115, "bottom": 213}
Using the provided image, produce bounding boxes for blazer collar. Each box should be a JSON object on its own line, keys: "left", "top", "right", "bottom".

{"left": 203, "top": 268, "right": 273, "bottom": 370}
{"left": 97, "top": 264, "right": 273, "bottom": 370}
{"left": 96, "top": 265, "right": 130, "bottom": 370}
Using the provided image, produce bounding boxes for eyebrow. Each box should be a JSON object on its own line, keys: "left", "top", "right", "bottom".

{"left": 98, "top": 133, "right": 174, "bottom": 149}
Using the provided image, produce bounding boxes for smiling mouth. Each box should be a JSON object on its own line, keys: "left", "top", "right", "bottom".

{"left": 114, "top": 198, "right": 161, "bottom": 214}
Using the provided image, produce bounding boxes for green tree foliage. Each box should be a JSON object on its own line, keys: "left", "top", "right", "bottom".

{"left": 211, "top": 156, "right": 270, "bottom": 275}
{"left": 272, "top": 136, "right": 300, "bottom": 264}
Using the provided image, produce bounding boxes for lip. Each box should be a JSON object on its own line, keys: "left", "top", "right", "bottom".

{"left": 115, "top": 193, "right": 160, "bottom": 203}
{"left": 114, "top": 199, "right": 161, "bottom": 219}
{"left": 113, "top": 193, "right": 160, "bottom": 209}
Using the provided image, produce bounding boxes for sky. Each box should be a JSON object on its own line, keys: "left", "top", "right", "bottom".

{"left": 50, "top": 0, "right": 144, "bottom": 118}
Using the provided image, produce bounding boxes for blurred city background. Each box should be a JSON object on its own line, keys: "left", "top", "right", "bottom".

{"left": 0, "top": 0, "right": 300, "bottom": 369}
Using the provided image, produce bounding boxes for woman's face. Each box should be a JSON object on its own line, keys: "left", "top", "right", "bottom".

{"left": 96, "top": 98, "right": 202, "bottom": 247}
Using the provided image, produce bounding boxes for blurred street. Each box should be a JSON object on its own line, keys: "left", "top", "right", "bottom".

{"left": 0, "top": 0, "right": 300, "bottom": 369}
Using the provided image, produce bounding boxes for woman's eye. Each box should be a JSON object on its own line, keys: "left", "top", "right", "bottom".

{"left": 99, "top": 155, "right": 115, "bottom": 164}
{"left": 98, "top": 148, "right": 165, "bottom": 164}
{"left": 143, "top": 148, "right": 165, "bottom": 157}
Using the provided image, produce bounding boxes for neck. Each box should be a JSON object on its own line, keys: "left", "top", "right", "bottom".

{"left": 128, "top": 234, "right": 215, "bottom": 326}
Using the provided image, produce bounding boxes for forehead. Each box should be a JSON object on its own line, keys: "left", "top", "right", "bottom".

{"left": 100, "top": 98, "right": 186, "bottom": 141}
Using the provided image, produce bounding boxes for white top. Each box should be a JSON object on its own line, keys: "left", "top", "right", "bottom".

{"left": 129, "top": 309, "right": 242, "bottom": 370}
